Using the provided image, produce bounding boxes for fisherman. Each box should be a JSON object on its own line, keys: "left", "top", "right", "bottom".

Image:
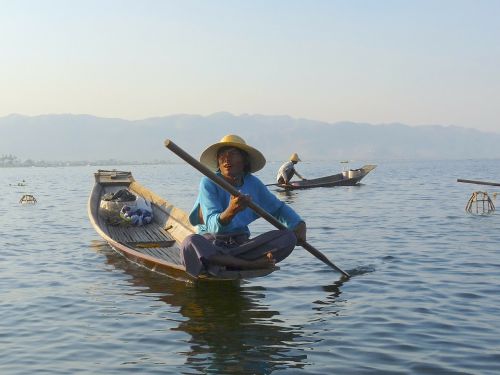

{"left": 180, "top": 134, "right": 307, "bottom": 277}
{"left": 276, "top": 153, "right": 306, "bottom": 185}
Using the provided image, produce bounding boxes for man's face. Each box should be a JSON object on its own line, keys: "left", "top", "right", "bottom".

{"left": 217, "top": 147, "right": 245, "bottom": 178}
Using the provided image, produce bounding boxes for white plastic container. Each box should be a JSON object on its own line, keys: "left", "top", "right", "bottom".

{"left": 348, "top": 169, "right": 362, "bottom": 179}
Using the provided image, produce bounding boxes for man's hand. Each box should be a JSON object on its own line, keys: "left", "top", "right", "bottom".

{"left": 229, "top": 194, "right": 250, "bottom": 214}
{"left": 219, "top": 194, "right": 251, "bottom": 225}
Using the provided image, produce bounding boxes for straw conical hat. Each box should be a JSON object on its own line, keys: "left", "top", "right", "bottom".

{"left": 200, "top": 134, "right": 266, "bottom": 173}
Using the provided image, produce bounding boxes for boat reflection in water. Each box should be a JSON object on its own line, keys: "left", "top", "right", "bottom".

{"left": 93, "top": 241, "right": 309, "bottom": 374}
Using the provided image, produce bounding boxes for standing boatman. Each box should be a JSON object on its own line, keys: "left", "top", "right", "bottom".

{"left": 276, "top": 153, "right": 306, "bottom": 185}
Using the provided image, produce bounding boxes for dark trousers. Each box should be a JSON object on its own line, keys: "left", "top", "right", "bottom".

{"left": 180, "top": 230, "right": 297, "bottom": 277}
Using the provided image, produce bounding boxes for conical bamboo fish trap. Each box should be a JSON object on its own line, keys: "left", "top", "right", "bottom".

{"left": 465, "top": 191, "right": 495, "bottom": 214}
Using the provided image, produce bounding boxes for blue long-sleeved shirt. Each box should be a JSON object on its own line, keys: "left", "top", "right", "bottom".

{"left": 188, "top": 173, "right": 302, "bottom": 235}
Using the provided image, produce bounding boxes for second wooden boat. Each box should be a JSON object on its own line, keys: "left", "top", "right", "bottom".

{"left": 277, "top": 164, "right": 377, "bottom": 190}
{"left": 88, "top": 170, "right": 277, "bottom": 281}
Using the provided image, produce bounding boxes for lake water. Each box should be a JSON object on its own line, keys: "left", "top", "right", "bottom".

{"left": 1, "top": 159, "right": 500, "bottom": 374}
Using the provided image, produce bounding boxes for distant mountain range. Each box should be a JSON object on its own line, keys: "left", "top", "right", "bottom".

{"left": 1, "top": 112, "right": 499, "bottom": 163}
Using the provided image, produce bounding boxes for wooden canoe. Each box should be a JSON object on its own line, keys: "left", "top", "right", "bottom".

{"left": 87, "top": 169, "right": 277, "bottom": 281}
{"left": 277, "top": 164, "right": 377, "bottom": 190}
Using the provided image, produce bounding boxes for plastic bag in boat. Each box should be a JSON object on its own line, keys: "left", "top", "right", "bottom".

{"left": 119, "top": 196, "right": 153, "bottom": 226}
{"left": 99, "top": 189, "right": 137, "bottom": 225}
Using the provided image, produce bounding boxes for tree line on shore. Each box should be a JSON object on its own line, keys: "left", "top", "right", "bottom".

{"left": 0, "top": 154, "right": 169, "bottom": 168}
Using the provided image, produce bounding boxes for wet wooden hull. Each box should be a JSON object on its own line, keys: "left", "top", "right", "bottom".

{"left": 87, "top": 170, "right": 276, "bottom": 281}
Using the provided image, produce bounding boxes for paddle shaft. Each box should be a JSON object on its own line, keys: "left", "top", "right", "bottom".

{"left": 457, "top": 179, "right": 500, "bottom": 187}
{"left": 164, "top": 139, "right": 350, "bottom": 278}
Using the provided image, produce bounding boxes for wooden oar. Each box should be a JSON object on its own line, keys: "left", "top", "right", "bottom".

{"left": 265, "top": 182, "right": 300, "bottom": 188}
{"left": 457, "top": 179, "right": 500, "bottom": 187}
{"left": 164, "top": 139, "right": 350, "bottom": 278}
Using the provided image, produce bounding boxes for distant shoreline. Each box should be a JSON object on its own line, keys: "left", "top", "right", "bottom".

{"left": 0, "top": 159, "right": 178, "bottom": 168}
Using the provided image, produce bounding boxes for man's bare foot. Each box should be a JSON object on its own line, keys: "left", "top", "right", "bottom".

{"left": 249, "top": 252, "right": 275, "bottom": 269}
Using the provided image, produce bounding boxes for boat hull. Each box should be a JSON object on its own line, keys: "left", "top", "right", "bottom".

{"left": 278, "top": 164, "right": 376, "bottom": 190}
{"left": 88, "top": 170, "right": 276, "bottom": 281}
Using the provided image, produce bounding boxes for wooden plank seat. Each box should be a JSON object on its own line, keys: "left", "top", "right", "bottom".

{"left": 105, "top": 221, "right": 182, "bottom": 264}
{"left": 125, "top": 240, "right": 176, "bottom": 248}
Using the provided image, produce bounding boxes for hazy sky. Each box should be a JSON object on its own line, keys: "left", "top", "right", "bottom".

{"left": 1, "top": 0, "right": 499, "bottom": 132}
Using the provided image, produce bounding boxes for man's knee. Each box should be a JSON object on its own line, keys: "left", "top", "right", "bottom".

{"left": 271, "top": 230, "right": 296, "bottom": 262}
